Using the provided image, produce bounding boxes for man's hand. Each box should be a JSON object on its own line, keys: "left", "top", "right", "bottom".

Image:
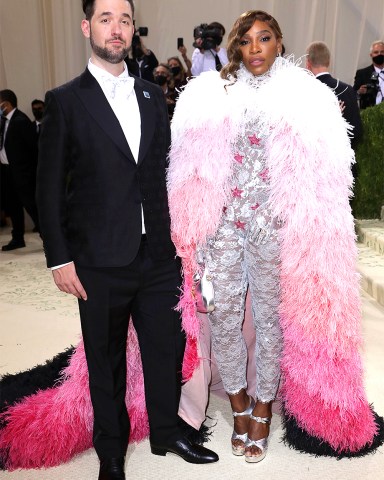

{"left": 52, "top": 263, "right": 87, "bottom": 300}
{"left": 178, "top": 45, "right": 187, "bottom": 57}
{"left": 194, "top": 37, "right": 205, "bottom": 53}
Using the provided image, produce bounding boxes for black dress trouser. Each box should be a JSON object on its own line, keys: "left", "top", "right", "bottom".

{"left": 1, "top": 163, "right": 39, "bottom": 238}
{"left": 77, "top": 237, "right": 185, "bottom": 459}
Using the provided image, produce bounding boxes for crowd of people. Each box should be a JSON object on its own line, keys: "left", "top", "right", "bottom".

{"left": 0, "top": 1, "right": 383, "bottom": 480}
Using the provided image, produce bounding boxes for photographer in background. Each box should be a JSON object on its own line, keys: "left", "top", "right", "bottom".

{"left": 353, "top": 40, "right": 384, "bottom": 109}
{"left": 191, "top": 21, "right": 228, "bottom": 76}
{"left": 125, "top": 27, "right": 159, "bottom": 83}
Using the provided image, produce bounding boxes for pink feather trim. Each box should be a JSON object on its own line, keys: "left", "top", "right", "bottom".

{"left": 0, "top": 323, "right": 149, "bottom": 470}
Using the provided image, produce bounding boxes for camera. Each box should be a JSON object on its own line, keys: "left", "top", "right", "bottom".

{"left": 131, "top": 24, "right": 148, "bottom": 57}
{"left": 136, "top": 26, "right": 148, "bottom": 37}
{"left": 365, "top": 72, "right": 379, "bottom": 94}
{"left": 193, "top": 23, "right": 223, "bottom": 50}
{"left": 131, "top": 25, "right": 148, "bottom": 49}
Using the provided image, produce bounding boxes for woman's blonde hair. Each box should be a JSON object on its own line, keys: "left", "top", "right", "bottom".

{"left": 221, "top": 10, "right": 283, "bottom": 81}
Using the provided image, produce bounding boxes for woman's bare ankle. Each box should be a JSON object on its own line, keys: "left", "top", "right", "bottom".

{"left": 228, "top": 389, "right": 249, "bottom": 413}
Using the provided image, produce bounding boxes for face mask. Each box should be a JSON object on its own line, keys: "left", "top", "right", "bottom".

{"left": 372, "top": 54, "right": 384, "bottom": 65}
{"left": 154, "top": 75, "right": 167, "bottom": 86}
{"left": 33, "top": 109, "right": 44, "bottom": 121}
{"left": 170, "top": 66, "right": 181, "bottom": 76}
{"left": 0, "top": 103, "right": 5, "bottom": 116}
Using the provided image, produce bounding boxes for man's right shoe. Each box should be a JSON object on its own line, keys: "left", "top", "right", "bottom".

{"left": 98, "top": 457, "right": 125, "bottom": 480}
{"left": 2, "top": 239, "right": 26, "bottom": 251}
{"left": 150, "top": 437, "right": 219, "bottom": 464}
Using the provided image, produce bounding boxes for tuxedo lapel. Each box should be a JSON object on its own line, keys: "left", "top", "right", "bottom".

{"left": 134, "top": 79, "right": 155, "bottom": 165}
{"left": 74, "top": 69, "right": 136, "bottom": 164}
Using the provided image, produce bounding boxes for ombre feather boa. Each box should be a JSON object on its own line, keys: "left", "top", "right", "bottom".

{"left": 167, "top": 57, "right": 383, "bottom": 455}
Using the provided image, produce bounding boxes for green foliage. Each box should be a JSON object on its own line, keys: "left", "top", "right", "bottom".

{"left": 352, "top": 103, "right": 384, "bottom": 219}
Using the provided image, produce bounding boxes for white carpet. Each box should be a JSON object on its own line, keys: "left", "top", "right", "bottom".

{"left": 1, "top": 229, "right": 384, "bottom": 480}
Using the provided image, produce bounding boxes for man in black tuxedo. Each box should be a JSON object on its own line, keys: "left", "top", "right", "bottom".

{"left": 306, "top": 41, "right": 362, "bottom": 150}
{"left": 36, "top": 1, "right": 218, "bottom": 479}
{"left": 31, "top": 99, "right": 45, "bottom": 138}
{"left": 353, "top": 40, "right": 384, "bottom": 109}
{"left": 0, "top": 89, "right": 40, "bottom": 250}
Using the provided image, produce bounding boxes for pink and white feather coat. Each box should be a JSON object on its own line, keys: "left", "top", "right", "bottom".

{"left": 167, "top": 57, "right": 381, "bottom": 454}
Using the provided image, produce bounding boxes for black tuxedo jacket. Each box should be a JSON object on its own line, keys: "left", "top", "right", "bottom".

{"left": 353, "top": 64, "right": 377, "bottom": 108}
{"left": 317, "top": 73, "right": 362, "bottom": 148}
{"left": 4, "top": 109, "right": 38, "bottom": 192}
{"left": 37, "top": 68, "right": 175, "bottom": 268}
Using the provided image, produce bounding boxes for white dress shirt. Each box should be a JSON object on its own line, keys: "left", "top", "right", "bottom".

{"left": 191, "top": 47, "right": 228, "bottom": 76}
{"left": 374, "top": 65, "right": 384, "bottom": 104}
{"left": 87, "top": 59, "right": 141, "bottom": 161}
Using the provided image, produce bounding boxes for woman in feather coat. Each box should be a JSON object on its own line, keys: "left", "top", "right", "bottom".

{"left": 167, "top": 9, "right": 383, "bottom": 463}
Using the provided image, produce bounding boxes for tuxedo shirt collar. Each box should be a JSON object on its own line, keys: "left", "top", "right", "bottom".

{"left": 315, "top": 72, "right": 330, "bottom": 78}
{"left": 87, "top": 59, "right": 130, "bottom": 82}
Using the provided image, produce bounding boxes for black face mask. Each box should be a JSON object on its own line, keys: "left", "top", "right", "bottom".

{"left": 372, "top": 54, "right": 384, "bottom": 65}
{"left": 154, "top": 75, "right": 167, "bottom": 86}
{"left": 170, "top": 66, "right": 181, "bottom": 76}
{"left": 33, "top": 109, "right": 44, "bottom": 121}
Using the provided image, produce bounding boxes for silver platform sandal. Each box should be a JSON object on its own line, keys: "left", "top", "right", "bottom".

{"left": 244, "top": 414, "right": 271, "bottom": 463}
{"left": 231, "top": 397, "right": 256, "bottom": 456}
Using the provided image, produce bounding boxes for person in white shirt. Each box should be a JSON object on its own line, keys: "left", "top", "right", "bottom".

{"left": 191, "top": 22, "right": 228, "bottom": 76}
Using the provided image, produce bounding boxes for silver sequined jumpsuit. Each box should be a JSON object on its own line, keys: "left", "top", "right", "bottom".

{"left": 204, "top": 121, "right": 282, "bottom": 403}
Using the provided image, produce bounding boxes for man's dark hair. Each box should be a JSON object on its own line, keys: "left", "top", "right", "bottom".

{"left": 82, "top": 0, "right": 135, "bottom": 20}
{"left": 31, "top": 99, "right": 45, "bottom": 107}
{"left": 0, "top": 89, "right": 17, "bottom": 108}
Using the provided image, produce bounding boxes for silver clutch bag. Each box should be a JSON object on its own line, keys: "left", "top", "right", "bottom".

{"left": 193, "top": 267, "right": 215, "bottom": 313}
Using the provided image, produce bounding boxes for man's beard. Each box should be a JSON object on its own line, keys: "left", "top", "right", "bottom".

{"left": 90, "top": 32, "right": 130, "bottom": 64}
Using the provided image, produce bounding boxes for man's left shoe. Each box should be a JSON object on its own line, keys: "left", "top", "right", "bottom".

{"left": 98, "top": 457, "right": 125, "bottom": 480}
{"left": 150, "top": 437, "right": 219, "bottom": 464}
{"left": 2, "top": 239, "right": 26, "bottom": 251}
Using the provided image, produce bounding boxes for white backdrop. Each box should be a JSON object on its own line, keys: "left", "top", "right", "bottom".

{"left": 0, "top": 0, "right": 383, "bottom": 116}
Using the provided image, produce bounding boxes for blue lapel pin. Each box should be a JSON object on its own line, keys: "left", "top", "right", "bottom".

{"left": 143, "top": 91, "right": 150, "bottom": 99}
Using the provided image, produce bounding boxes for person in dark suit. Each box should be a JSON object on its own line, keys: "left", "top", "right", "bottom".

{"left": 31, "top": 99, "right": 45, "bottom": 137}
{"left": 36, "top": 1, "right": 218, "bottom": 479}
{"left": 125, "top": 36, "right": 158, "bottom": 83}
{"left": 353, "top": 40, "right": 384, "bottom": 109}
{"left": 306, "top": 41, "right": 362, "bottom": 150}
{"left": 0, "top": 89, "right": 40, "bottom": 251}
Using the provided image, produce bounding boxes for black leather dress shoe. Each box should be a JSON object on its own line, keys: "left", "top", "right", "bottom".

{"left": 151, "top": 437, "right": 219, "bottom": 464}
{"left": 98, "top": 457, "right": 125, "bottom": 480}
{"left": 2, "top": 239, "right": 26, "bottom": 251}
